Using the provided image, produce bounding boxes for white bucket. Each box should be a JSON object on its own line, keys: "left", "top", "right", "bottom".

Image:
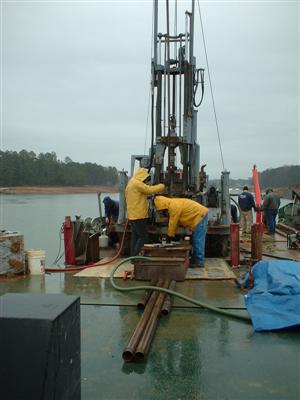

{"left": 99, "top": 234, "right": 109, "bottom": 248}
{"left": 26, "top": 249, "right": 46, "bottom": 275}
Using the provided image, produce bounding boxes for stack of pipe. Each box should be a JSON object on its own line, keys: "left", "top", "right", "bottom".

{"left": 122, "top": 279, "right": 176, "bottom": 363}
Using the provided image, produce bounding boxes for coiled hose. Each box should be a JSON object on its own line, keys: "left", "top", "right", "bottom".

{"left": 110, "top": 256, "right": 251, "bottom": 322}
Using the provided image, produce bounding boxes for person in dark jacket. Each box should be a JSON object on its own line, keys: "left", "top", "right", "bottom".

{"left": 231, "top": 204, "right": 238, "bottom": 223}
{"left": 238, "top": 186, "right": 257, "bottom": 235}
{"left": 262, "top": 188, "right": 280, "bottom": 235}
{"left": 102, "top": 196, "right": 119, "bottom": 224}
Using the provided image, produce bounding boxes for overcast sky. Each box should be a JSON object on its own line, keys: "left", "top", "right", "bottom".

{"left": 1, "top": 0, "right": 299, "bottom": 179}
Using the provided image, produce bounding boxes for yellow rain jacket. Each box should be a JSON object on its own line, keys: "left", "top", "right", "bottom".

{"left": 125, "top": 168, "right": 165, "bottom": 220}
{"left": 154, "top": 196, "right": 208, "bottom": 237}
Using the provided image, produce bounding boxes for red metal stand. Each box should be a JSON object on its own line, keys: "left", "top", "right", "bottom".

{"left": 251, "top": 223, "right": 264, "bottom": 264}
{"left": 63, "top": 216, "right": 76, "bottom": 266}
{"left": 230, "top": 223, "right": 240, "bottom": 268}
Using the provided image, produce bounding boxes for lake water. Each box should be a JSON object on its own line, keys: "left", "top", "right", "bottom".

{"left": 0, "top": 193, "right": 119, "bottom": 266}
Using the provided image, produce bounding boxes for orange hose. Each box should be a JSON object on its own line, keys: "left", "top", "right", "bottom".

{"left": 45, "top": 220, "right": 129, "bottom": 273}
{"left": 252, "top": 165, "right": 262, "bottom": 223}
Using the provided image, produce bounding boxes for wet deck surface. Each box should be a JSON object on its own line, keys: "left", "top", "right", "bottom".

{"left": 240, "top": 232, "right": 300, "bottom": 262}
{"left": 1, "top": 269, "right": 299, "bottom": 400}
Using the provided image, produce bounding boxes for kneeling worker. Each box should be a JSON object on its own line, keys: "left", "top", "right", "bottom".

{"left": 125, "top": 168, "right": 165, "bottom": 256}
{"left": 103, "top": 196, "right": 119, "bottom": 224}
{"left": 154, "top": 196, "right": 209, "bottom": 268}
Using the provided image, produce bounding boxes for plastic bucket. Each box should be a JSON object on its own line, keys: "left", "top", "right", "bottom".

{"left": 99, "top": 234, "right": 109, "bottom": 248}
{"left": 26, "top": 249, "right": 46, "bottom": 275}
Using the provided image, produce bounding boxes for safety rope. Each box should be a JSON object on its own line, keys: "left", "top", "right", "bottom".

{"left": 197, "top": 0, "right": 225, "bottom": 171}
{"left": 143, "top": 88, "right": 151, "bottom": 155}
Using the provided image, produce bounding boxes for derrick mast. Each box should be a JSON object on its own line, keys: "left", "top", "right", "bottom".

{"left": 149, "top": 0, "right": 204, "bottom": 196}
{"left": 126, "top": 0, "right": 231, "bottom": 256}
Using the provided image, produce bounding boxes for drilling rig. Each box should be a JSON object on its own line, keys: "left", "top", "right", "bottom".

{"left": 118, "top": 0, "right": 231, "bottom": 257}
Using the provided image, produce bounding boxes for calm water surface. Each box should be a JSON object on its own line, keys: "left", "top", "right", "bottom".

{"left": 0, "top": 193, "right": 118, "bottom": 265}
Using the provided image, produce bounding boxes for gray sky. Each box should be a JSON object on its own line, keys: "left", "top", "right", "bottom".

{"left": 1, "top": 0, "right": 299, "bottom": 179}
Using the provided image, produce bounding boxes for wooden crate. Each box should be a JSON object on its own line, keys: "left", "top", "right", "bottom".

{"left": 133, "top": 243, "right": 191, "bottom": 281}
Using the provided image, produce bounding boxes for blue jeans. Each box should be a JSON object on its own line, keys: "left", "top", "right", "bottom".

{"left": 130, "top": 219, "right": 148, "bottom": 256}
{"left": 265, "top": 209, "right": 277, "bottom": 234}
{"left": 192, "top": 214, "right": 208, "bottom": 263}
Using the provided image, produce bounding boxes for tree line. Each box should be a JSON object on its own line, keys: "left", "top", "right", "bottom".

{"left": 0, "top": 150, "right": 298, "bottom": 188}
{"left": 0, "top": 150, "right": 119, "bottom": 186}
{"left": 209, "top": 165, "right": 299, "bottom": 190}
{"left": 258, "top": 165, "right": 299, "bottom": 189}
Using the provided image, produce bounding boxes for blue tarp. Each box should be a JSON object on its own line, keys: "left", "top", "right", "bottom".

{"left": 243, "top": 260, "right": 300, "bottom": 331}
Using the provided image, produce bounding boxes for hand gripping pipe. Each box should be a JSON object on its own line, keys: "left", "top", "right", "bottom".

{"left": 110, "top": 256, "right": 251, "bottom": 322}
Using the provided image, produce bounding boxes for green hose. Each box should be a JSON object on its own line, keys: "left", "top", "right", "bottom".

{"left": 109, "top": 256, "right": 251, "bottom": 322}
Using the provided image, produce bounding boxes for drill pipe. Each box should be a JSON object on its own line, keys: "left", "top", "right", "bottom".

{"left": 136, "top": 279, "right": 158, "bottom": 310}
{"left": 122, "top": 278, "right": 163, "bottom": 362}
{"left": 160, "top": 280, "right": 176, "bottom": 316}
{"left": 135, "top": 279, "right": 170, "bottom": 361}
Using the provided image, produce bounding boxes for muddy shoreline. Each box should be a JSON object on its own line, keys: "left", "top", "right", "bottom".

{"left": 0, "top": 185, "right": 298, "bottom": 198}
{"left": 0, "top": 186, "right": 118, "bottom": 195}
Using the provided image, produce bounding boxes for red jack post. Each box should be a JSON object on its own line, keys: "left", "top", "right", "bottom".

{"left": 251, "top": 223, "right": 264, "bottom": 264}
{"left": 247, "top": 222, "right": 264, "bottom": 289}
{"left": 230, "top": 223, "right": 240, "bottom": 268}
{"left": 63, "top": 216, "right": 76, "bottom": 266}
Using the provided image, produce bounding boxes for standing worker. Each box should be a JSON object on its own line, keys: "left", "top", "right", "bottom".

{"left": 125, "top": 168, "right": 165, "bottom": 256}
{"left": 154, "top": 196, "right": 208, "bottom": 268}
{"left": 262, "top": 188, "right": 280, "bottom": 235}
{"left": 238, "top": 186, "right": 257, "bottom": 235}
{"left": 103, "top": 196, "right": 119, "bottom": 224}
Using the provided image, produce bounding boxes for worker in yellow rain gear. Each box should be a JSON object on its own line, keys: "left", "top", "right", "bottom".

{"left": 125, "top": 168, "right": 165, "bottom": 256}
{"left": 154, "top": 196, "right": 208, "bottom": 268}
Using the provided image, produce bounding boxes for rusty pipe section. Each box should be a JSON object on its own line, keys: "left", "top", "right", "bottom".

{"left": 122, "top": 278, "right": 163, "bottom": 362}
{"left": 161, "top": 280, "right": 176, "bottom": 316}
{"left": 135, "top": 279, "right": 170, "bottom": 361}
{"left": 123, "top": 279, "right": 175, "bottom": 363}
{"left": 136, "top": 279, "right": 158, "bottom": 310}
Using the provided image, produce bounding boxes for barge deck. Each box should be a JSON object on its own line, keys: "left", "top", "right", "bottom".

{"left": 1, "top": 248, "right": 299, "bottom": 400}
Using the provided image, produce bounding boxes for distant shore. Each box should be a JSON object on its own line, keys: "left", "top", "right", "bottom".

{"left": 0, "top": 186, "right": 119, "bottom": 195}
{"left": 0, "top": 184, "right": 298, "bottom": 198}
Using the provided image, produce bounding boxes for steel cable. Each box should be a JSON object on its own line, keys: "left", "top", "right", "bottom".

{"left": 196, "top": 0, "right": 225, "bottom": 171}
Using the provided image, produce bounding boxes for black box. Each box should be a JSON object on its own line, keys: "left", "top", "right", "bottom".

{"left": 0, "top": 293, "right": 81, "bottom": 400}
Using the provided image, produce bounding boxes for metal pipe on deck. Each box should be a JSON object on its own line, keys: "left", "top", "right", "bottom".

{"left": 136, "top": 279, "right": 158, "bottom": 310}
{"left": 135, "top": 280, "right": 170, "bottom": 361}
{"left": 161, "top": 280, "right": 176, "bottom": 316}
{"left": 122, "top": 279, "right": 163, "bottom": 362}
